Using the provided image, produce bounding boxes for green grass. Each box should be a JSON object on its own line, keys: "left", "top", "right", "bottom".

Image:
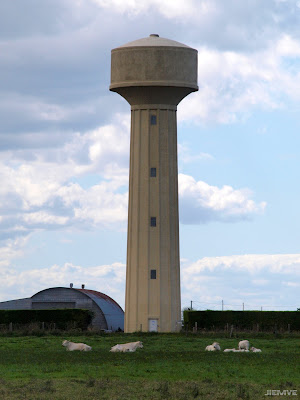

{"left": 0, "top": 333, "right": 299, "bottom": 399}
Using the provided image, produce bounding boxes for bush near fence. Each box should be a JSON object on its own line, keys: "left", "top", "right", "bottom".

{"left": 183, "top": 310, "right": 300, "bottom": 331}
{"left": 0, "top": 309, "right": 93, "bottom": 330}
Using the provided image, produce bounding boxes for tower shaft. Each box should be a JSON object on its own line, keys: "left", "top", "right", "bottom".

{"left": 125, "top": 104, "right": 180, "bottom": 332}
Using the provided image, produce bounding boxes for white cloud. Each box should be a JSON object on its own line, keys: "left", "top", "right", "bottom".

{"left": 282, "top": 281, "right": 300, "bottom": 288}
{"left": 90, "top": 0, "right": 203, "bottom": 19}
{"left": 181, "top": 254, "right": 300, "bottom": 310}
{"left": 185, "top": 254, "right": 300, "bottom": 275}
{"left": 2, "top": 1, "right": 300, "bottom": 135}
{"left": 252, "top": 279, "right": 270, "bottom": 286}
{"left": 179, "top": 173, "right": 266, "bottom": 223}
{"left": 22, "top": 212, "right": 68, "bottom": 226}
{"left": 1, "top": 253, "right": 298, "bottom": 311}
{"left": 0, "top": 237, "right": 28, "bottom": 268}
{"left": 71, "top": 183, "right": 128, "bottom": 228}
{"left": 179, "top": 34, "right": 300, "bottom": 124}
{"left": 0, "top": 261, "right": 126, "bottom": 308}
{"left": 178, "top": 144, "right": 214, "bottom": 165}
{"left": 1, "top": 105, "right": 266, "bottom": 244}
{"left": 0, "top": 114, "right": 130, "bottom": 238}
{"left": 0, "top": 166, "right": 265, "bottom": 239}
{"left": 276, "top": 34, "right": 300, "bottom": 57}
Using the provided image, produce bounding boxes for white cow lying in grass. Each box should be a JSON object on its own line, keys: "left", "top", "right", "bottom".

{"left": 234, "top": 349, "right": 249, "bottom": 352}
{"left": 62, "top": 340, "right": 92, "bottom": 351}
{"left": 223, "top": 348, "right": 249, "bottom": 352}
{"left": 205, "top": 342, "right": 221, "bottom": 351}
{"left": 212, "top": 342, "right": 221, "bottom": 351}
{"left": 110, "top": 341, "right": 143, "bottom": 353}
{"left": 238, "top": 340, "right": 250, "bottom": 351}
{"left": 250, "top": 346, "right": 262, "bottom": 353}
{"left": 224, "top": 342, "right": 261, "bottom": 353}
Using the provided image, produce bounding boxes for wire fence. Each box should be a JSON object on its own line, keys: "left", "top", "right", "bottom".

{"left": 186, "top": 300, "right": 299, "bottom": 312}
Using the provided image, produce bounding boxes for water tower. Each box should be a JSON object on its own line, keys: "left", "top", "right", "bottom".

{"left": 110, "top": 34, "right": 198, "bottom": 332}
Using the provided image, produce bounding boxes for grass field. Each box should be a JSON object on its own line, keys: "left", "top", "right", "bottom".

{"left": 0, "top": 333, "right": 299, "bottom": 399}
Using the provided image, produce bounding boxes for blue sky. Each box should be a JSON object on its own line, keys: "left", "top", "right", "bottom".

{"left": 0, "top": 0, "right": 300, "bottom": 311}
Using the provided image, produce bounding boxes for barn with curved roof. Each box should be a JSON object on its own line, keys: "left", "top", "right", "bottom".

{"left": 0, "top": 286, "right": 124, "bottom": 331}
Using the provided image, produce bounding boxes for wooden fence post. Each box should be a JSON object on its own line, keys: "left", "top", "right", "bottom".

{"left": 230, "top": 325, "right": 234, "bottom": 338}
{"left": 9, "top": 322, "right": 13, "bottom": 332}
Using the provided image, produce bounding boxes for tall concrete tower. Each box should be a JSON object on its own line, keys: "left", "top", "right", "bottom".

{"left": 110, "top": 34, "right": 198, "bottom": 332}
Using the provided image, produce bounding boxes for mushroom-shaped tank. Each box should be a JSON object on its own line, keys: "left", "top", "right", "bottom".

{"left": 110, "top": 34, "right": 198, "bottom": 105}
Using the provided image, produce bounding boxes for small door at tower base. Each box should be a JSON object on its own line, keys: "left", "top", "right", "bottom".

{"left": 149, "top": 319, "right": 158, "bottom": 332}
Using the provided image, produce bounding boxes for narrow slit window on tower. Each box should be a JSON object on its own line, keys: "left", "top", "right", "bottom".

{"left": 150, "top": 115, "right": 157, "bottom": 125}
{"left": 150, "top": 167, "right": 157, "bottom": 177}
{"left": 150, "top": 217, "right": 156, "bottom": 227}
{"left": 150, "top": 269, "right": 157, "bottom": 279}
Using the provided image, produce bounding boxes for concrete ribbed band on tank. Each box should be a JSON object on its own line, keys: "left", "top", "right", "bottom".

{"left": 110, "top": 34, "right": 198, "bottom": 101}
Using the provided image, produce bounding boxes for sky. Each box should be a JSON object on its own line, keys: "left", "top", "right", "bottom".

{"left": 0, "top": 0, "right": 300, "bottom": 312}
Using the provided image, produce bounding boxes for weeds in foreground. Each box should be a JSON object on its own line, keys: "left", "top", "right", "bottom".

{"left": 237, "top": 384, "right": 250, "bottom": 400}
{"left": 0, "top": 379, "right": 290, "bottom": 400}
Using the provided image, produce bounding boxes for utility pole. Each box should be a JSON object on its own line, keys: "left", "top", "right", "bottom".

{"left": 243, "top": 302, "right": 244, "bottom": 311}
{"left": 191, "top": 301, "right": 193, "bottom": 310}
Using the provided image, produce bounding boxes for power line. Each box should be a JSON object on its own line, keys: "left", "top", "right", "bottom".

{"left": 189, "top": 300, "right": 298, "bottom": 310}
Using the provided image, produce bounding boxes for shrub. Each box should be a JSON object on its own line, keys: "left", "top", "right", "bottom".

{"left": 0, "top": 309, "right": 93, "bottom": 330}
{"left": 183, "top": 310, "right": 300, "bottom": 331}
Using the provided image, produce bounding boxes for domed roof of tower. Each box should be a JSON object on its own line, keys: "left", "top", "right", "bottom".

{"left": 116, "top": 34, "right": 192, "bottom": 49}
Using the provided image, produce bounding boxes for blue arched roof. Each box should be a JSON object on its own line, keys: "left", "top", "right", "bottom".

{"left": 32, "top": 287, "right": 124, "bottom": 331}
{"left": 76, "top": 289, "right": 124, "bottom": 331}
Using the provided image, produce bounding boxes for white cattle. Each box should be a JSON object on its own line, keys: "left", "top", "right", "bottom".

{"left": 238, "top": 340, "right": 250, "bottom": 351}
{"left": 205, "top": 342, "right": 220, "bottom": 351}
{"left": 250, "top": 347, "right": 262, "bottom": 353}
{"left": 110, "top": 341, "right": 143, "bottom": 353}
{"left": 223, "top": 348, "right": 250, "bottom": 352}
{"left": 233, "top": 349, "right": 249, "bottom": 352}
{"left": 212, "top": 342, "right": 221, "bottom": 351}
{"left": 62, "top": 340, "right": 92, "bottom": 351}
{"left": 205, "top": 345, "right": 216, "bottom": 351}
{"left": 110, "top": 344, "right": 122, "bottom": 352}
